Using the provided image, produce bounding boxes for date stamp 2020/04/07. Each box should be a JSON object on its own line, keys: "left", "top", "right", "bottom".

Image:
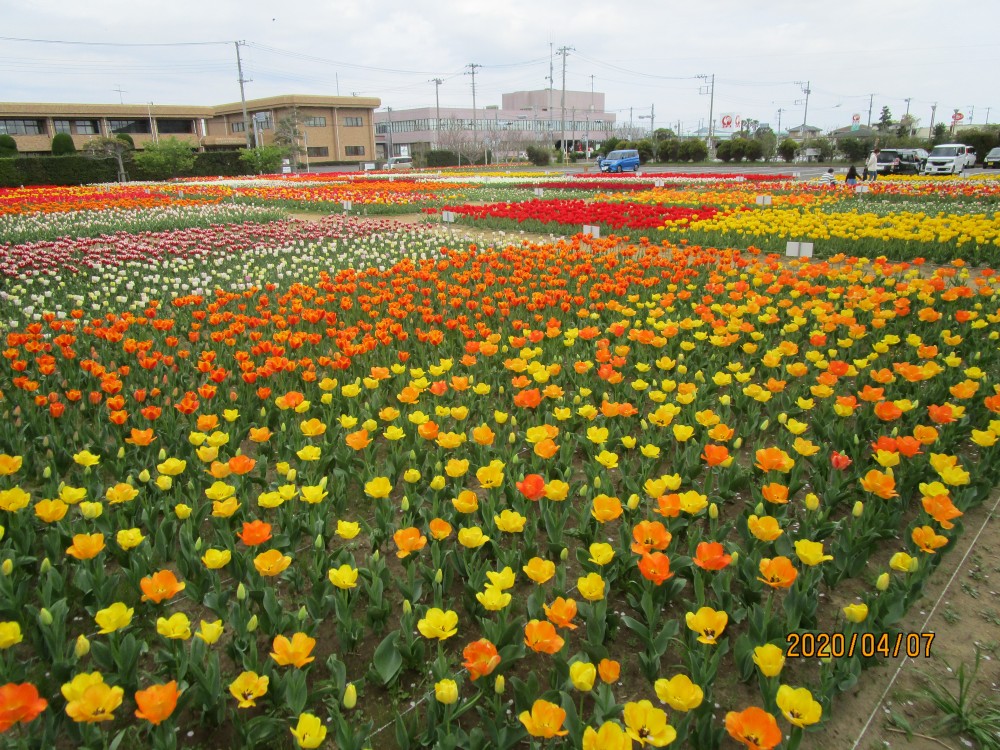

{"left": 786, "top": 631, "right": 935, "bottom": 659}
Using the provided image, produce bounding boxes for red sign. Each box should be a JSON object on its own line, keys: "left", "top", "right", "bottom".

{"left": 952, "top": 112, "right": 964, "bottom": 122}
{"left": 852, "top": 113, "right": 861, "bottom": 124}
{"left": 720, "top": 115, "right": 733, "bottom": 128}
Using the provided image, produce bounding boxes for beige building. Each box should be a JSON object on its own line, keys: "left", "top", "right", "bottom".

{"left": 0, "top": 93, "right": 381, "bottom": 163}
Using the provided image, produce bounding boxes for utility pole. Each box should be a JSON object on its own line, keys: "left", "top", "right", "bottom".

{"left": 867, "top": 93, "right": 875, "bottom": 127}
{"left": 697, "top": 74, "right": 715, "bottom": 153}
{"left": 795, "top": 80, "right": 811, "bottom": 145}
{"left": 776, "top": 108, "right": 784, "bottom": 137}
{"left": 235, "top": 41, "right": 252, "bottom": 148}
{"left": 557, "top": 45, "right": 573, "bottom": 161}
{"left": 147, "top": 102, "right": 158, "bottom": 144}
{"left": 548, "top": 43, "right": 554, "bottom": 142}
{"left": 430, "top": 78, "right": 443, "bottom": 149}
{"left": 386, "top": 106, "right": 393, "bottom": 158}
{"left": 590, "top": 74, "right": 595, "bottom": 110}
{"left": 929, "top": 103, "right": 937, "bottom": 134}
{"left": 466, "top": 63, "right": 481, "bottom": 153}
{"left": 650, "top": 103, "right": 655, "bottom": 139}
{"left": 904, "top": 98, "right": 912, "bottom": 116}
{"left": 114, "top": 85, "right": 127, "bottom": 105}
{"left": 985, "top": 107, "right": 991, "bottom": 125}
{"left": 968, "top": 106, "right": 974, "bottom": 123}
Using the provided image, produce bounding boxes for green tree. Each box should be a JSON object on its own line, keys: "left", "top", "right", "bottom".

{"left": 677, "top": 140, "right": 708, "bottom": 162}
{"left": 753, "top": 126, "right": 778, "bottom": 161}
{"left": 931, "top": 123, "right": 949, "bottom": 145}
{"left": 634, "top": 139, "right": 655, "bottom": 164}
{"left": 598, "top": 137, "right": 622, "bottom": 157}
{"left": 877, "top": 106, "right": 894, "bottom": 133}
{"left": 838, "top": 138, "right": 873, "bottom": 162}
{"left": 656, "top": 139, "right": 679, "bottom": 162}
{"left": 652, "top": 128, "right": 675, "bottom": 142}
{"left": 51, "top": 133, "right": 77, "bottom": 156}
{"left": 777, "top": 138, "right": 798, "bottom": 163}
{"left": 744, "top": 139, "right": 764, "bottom": 162}
{"left": 133, "top": 137, "right": 196, "bottom": 179}
{"left": 0, "top": 134, "right": 17, "bottom": 158}
{"left": 83, "top": 136, "right": 132, "bottom": 182}
{"left": 952, "top": 127, "right": 1000, "bottom": 160}
{"left": 715, "top": 141, "right": 734, "bottom": 162}
{"left": 239, "top": 144, "right": 285, "bottom": 175}
{"left": 896, "top": 114, "right": 918, "bottom": 138}
{"left": 811, "top": 137, "right": 835, "bottom": 162}
{"left": 273, "top": 112, "right": 305, "bottom": 170}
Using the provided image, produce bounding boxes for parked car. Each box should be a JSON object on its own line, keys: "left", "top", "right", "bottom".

{"left": 965, "top": 147, "right": 977, "bottom": 168}
{"left": 923, "top": 144, "right": 968, "bottom": 174}
{"left": 383, "top": 156, "right": 414, "bottom": 170}
{"left": 984, "top": 147, "right": 1000, "bottom": 169}
{"left": 899, "top": 148, "right": 929, "bottom": 169}
{"left": 875, "top": 149, "right": 922, "bottom": 175}
{"left": 598, "top": 149, "right": 640, "bottom": 173}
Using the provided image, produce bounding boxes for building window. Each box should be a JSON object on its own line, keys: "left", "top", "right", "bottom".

{"left": 303, "top": 116, "right": 327, "bottom": 127}
{"left": 108, "top": 119, "right": 151, "bottom": 134}
{"left": 156, "top": 119, "right": 194, "bottom": 134}
{"left": 344, "top": 116, "right": 363, "bottom": 127}
{"left": 306, "top": 146, "right": 329, "bottom": 157}
{"left": 0, "top": 119, "right": 45, "bottom": 135}
{"left": 232, "top": 122, "right": 246, "bottom": 133}
{"left": 252, "top": 113, "right": 273, "bottom": 130}
{"left": 345, "top": 146, "right": 365, "bottom": 156}
{"left": 54, "top": 120, "right": 72, "bottom": 134}
{"left": 74, "top": 120, "right": 100, "bottom": 135}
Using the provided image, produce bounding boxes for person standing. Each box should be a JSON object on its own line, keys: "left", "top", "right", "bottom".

{"left": 845, "top": 165, "right": 858, "bottom": 186}
{"left": 865, "top": 148, "right": 880, "bottom": 181}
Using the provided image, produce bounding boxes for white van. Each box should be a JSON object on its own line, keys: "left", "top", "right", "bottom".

{"left": 383, "top": 156, "right": 414, "bottom": 170}
{"left": 923, "top": 144, "right": 968, "bottom": 175}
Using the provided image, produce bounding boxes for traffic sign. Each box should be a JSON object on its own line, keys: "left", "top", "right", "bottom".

{"left": 852, "top": 113, "right": 861, "bottom": 124}
{"left": 953, "top": 112, "right": 965, "bottom": 122}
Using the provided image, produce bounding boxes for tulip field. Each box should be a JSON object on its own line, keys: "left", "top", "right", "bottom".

{"left": 1, "top": 171, "right": 1000, "bottom": 750}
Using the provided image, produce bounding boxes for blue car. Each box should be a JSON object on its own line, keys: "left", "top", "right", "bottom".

{"left": 598, "top": 149, "right": 640, "bottom": 173}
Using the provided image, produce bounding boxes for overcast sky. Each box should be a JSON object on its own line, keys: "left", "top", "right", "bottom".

{"left": 3, "top": 0, "right": 999, "bottom": 135}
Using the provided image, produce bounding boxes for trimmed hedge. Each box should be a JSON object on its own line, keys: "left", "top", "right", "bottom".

{"left": 0, "top": 151, "right": 251, "bottom": 187}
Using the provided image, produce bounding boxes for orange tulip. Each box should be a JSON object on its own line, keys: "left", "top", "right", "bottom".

{"left": 417, "top": 421, "right": 439, "bottom": 441}
{"left": 516, "top": 474, "right": 546, "bottom": 501}
{"left": 755, "top": 447, "right": 794, "bottom": 473}
{"left": 270, "top": 633, "right": 317, "bottom": 668}
{"left": 513, "top": 388, "right": 542, "bottom": 409}
{"left": 873, "top": 401, "right": 903, "bottom": 421}
{"left": 542, "top": 597, "right": 578, "bottom": 630}
{"left": 140, "top": 570, "right": 186, "bottom": 604}
{"left": 598, "top": 658, "right": 621, "bottom": 684}
{"left": 124, "top": 428, "right": 155, "bottom": 446}
{"left": 519, "top": 699, "right": 568, "bottom": 738}
{"left": 345, "top": 429, "right": 371, "bottom": 450}
{"left": 702, "top": 444, "right": 731, "bottom": 466}
{"left": 428, "top": 518, "right": 453, "bottom": 541}
{"left": 66, "top": 533, "right": 105, "bottom": 560}
{"left": 394, "top": 527, "right": 427, "bottom": 558}
{"left": 630, "top": 520, "right": 671, "bottom": 555}
{"left": 760, "top": 483, "right": 789, "bottom": 505}
{"left": 0, "top": 682, "right": 48, "bottom": 732}
{"left": 912, "top": 425, "right": 939, "bottom": 445}
{"left": 638, "top": 552, "right": 674, "bottom": 585}
{"left": 921, "top": 494, "right": 962, "bottom": 530}
{"left": 133, "top": 681, "right": 179, "bottom": 725}
{"left": 655, "top": 494, "right": 681, "bottom": 518}
{"left": 462, "top": 639, "right": 501, "bottom": 681}
{"left": 238, "top": 520, "right": 273, "bottom": 546}
{"left": 693, "top": 541, "right": 732, "bottom": 571}
{"left": 911, "top": 525, "right": 949, "bottom": 554}
{"left": 725, "top": 706, "right": 782, "bottom": 750}
{"left": 757, "top": 557, "right": 798, "bottom": 588}
{"left": 524, "top": 619, "right": 565, "bottom": 654}
{"left": 859, "top": 469, "right": 898, "bottom": 499}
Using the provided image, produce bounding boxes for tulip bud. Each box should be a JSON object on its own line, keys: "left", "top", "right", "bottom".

{"left": 246, "top": 615, "right": 258, "bottom": 632}
{"left": 805, "top": 493, "right": 819, "bottom": 511}
{"left": 237, "top": 583, "right": 247, "bottom": 601}
{"left": 731, "top": 551, "right": 739, "bottom": 565}
{"left": 343, "top": 683, "right": 357, "bottom": 709}
{"left": 319, "top": 476, "right": 328, "bottom": 490}
{"left": 286, "top": 469, "right": 297, "bottom": 482}
{"left": 641, "top": 419, "right": 648, "bottom": 430}
{"left": 194, "top": 536, "right": 203, "bottom": 552}
{"left": 876, "top": 573, "right": 890, "bottom": 591}
{"left": 760, "top": 419, "right": 769, "bottom": 431}
{"left": 158, "top": 448, "right": 167, "bottom": 460}
{"left": 853, "top": 501, "right": 864, "bottom": 518}
{"left": 117, "top": 446, "right": 125, "bottom": 459}
{"left": 401, "top": 496, "right": 410, "bottom": 512}
{"left": 494, "top": 675, "right": 505, "bottom": 695}
{"left": 890, "top": 426, "right": 898, "bottom": 438}
{"left": 402, "top": 599, "right": 412, "bottom": 615}
{"left": 39, "top": 608, "right": 53, "bottom": 626}
{"left": 138, "top": 469, "right": 151, "bottom": 483}
{"left": 778, "top": 413, "right": 788, "bottom": 425}
{"left": 298, "top": 606, "right": 308, "bottom": 622}
{"left": 435, "top": 569, "right": 443, "bottom": 584}
{"left": 43, "top": 466, "right": 52, "bottom": 479}
{"left": 560, "top": 548, "right": 569, "bottom": 561}
{"left": 709, "top": 503, "right": 718, "bottom": 519}
{"left": 511, "top": 454, "right": 520, "bottom": 466}
{"left": 314, "top": 534, "right": 324, "bottom": 550}
{"left": 39, "top": 557, "right": 50, "bottom": 574}
{"left": 593, "top": 476, "right": 602, "bottom": 489}
{"left": 280, "top": 423, "right": 287, "bottom": 432}
{"left": 627, "top": 494, "right": 640, "bottom": 510}
{"left": 733, "top": 437, "right": 742, "bottom": 449}
{"left": 75, "top": 634, "right": 91, "bottom": 658}
{"left": 373, "top": 549, "right": 380, "bottom": 562}
{"left": 853, "top": 434, "right": 860, "bottom": 445}
{"left": 755, "top": 502, "right": 765, "bottom": 515}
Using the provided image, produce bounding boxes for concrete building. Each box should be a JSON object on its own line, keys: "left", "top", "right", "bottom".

{"left": 374, "top": 88, "right": 616, "bottom": 161}
{"left": 0, "top": 94, "right": 381, "bottom": 164}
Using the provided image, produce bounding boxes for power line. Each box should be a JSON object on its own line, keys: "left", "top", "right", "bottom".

{"left": 0, "top": 35, "right": 228, "bottom": 46}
